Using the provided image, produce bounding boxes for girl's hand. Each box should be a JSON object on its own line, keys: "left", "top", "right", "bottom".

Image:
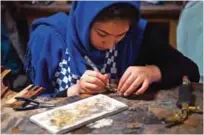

{"left": 117, "top": 65, "right": 161, "bottom": 97}
{"left": 79, "top": 70, "right": 109, "bottom": 94}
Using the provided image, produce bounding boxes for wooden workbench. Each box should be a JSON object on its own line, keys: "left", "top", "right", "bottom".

{"left": 1, "top": 83, "right": 203, "bottom": 134}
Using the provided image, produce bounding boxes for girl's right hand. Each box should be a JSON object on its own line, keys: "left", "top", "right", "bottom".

{"left": 79, "top": 70, "right": 108, "bottom": 94}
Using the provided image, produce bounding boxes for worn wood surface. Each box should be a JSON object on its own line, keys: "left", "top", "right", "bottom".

{"left": 16, "top": 2, "right": 182, "bottom": 17}
{"left": 1, "top": 84, "right": 203, "bottom": 134}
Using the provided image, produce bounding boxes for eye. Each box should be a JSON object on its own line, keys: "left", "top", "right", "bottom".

{"left": 98, "top": 33, "right": 107, "bottom": 37}
{"left": 117, "top": 33, "right": 126, "bottom": 38}
{"left": 97, "top": 32, "right": 107, "bottom": 37}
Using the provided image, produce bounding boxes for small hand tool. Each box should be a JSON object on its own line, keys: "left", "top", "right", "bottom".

{"left": 162, "top": 76, "right": 202, "bottom": 127}
{"left": 13, "top": 97, "right": 56, "bottom": 111}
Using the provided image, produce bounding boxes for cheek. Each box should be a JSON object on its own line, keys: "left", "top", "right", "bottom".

{"left": 117, "top": 36, "right": 125, "bottom": 42}
{"left": 90, "top": 32, "right": 104, "bottom": 46}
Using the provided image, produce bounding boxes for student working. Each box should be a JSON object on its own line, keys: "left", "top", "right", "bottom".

{"left": 24, "top": 1, "right": 199, "bottom": 97}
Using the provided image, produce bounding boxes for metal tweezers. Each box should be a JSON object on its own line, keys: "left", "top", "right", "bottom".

{"left": 13, "top": 97, "right": 56, "bottom": 111}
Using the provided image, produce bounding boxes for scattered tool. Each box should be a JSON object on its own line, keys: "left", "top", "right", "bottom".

{"left": 13, "top": 97, "right": 56, "bottom": 111}
{"left": 6, "top": 84, "right": 45, "bottom": 108}
{"left": 1, "top": 66, "right": 12, "bottom": 98}
{"left": 162, "top": 76, "right": 202, "bottom": 127}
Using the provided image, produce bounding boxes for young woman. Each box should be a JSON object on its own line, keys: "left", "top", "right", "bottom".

{"left": 25, "top": 1, "right": 199, "bottom": 97}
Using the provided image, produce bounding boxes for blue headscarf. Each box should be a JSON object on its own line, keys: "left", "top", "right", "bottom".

{"left": 66, "top": 1, "right": 147, "bottom": 76}
{"left": 25, "top": 1, "right": 147, "bottom": 95}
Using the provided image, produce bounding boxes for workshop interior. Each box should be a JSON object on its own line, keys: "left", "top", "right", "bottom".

{"left": 1, "top": 1, "right": 203, "bottom": 134}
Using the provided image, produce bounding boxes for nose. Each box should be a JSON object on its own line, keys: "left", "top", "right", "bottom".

{"left": 105, "top": 37, "right": 117, "bottom": 49}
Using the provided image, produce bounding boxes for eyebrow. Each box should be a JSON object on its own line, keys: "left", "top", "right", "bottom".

{"left": 95, "top": 28, "right": 128, "bottom": 37}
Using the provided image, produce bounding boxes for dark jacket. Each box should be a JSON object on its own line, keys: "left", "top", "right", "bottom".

{"left": 135, "top": 23, "right": 200, "bottom": 90}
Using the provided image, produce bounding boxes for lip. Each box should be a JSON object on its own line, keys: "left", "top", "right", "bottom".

{"left": 97, "top": 47, "right": 107, "bottom": 50}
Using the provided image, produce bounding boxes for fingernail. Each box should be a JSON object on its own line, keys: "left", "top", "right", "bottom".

{"left": 117, "top": 84, "right": 120, "bottom": 89}
{"left": 124, "top": 93, "right": 128, "bottom": 96}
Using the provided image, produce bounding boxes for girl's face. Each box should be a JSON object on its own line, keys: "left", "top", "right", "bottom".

{"left": 90, "top": 20, "right": 130, "bottom": 50}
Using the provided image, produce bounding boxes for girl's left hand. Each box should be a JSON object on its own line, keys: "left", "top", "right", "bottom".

{"left": 117, "top": 65, "right": 161, "bottom": 97}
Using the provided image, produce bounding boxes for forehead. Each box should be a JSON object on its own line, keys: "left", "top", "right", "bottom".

{"left": 93, "top": 20, "right": 130, "bottom": 34}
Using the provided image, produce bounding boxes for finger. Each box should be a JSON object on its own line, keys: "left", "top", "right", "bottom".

{"left": 96, "top": 73, "right": 109, "bottom": 84}
{"left": 134, "top": 80, "right": 149, "bottom": 95}
{"left": 118, "top": 69, "right": 131, "bottom": 90}
{"left": 79, "top": 79, "right": 93, "bottom": 94}
{"left": 123, "top": 77, "right": 143, "bottom": 97}
{"left": 103, "top": 74, "right": 109, "bottom": 83}
{"left": 120, "top": 74, "right": 136, "bottom": 94}
{"left": 83, "top": 82, "right": 104, "bottom": 93}
{"left": 80, "top": 87, "right": 93, "bottom": 94}
{"left": 86, "top": 71, "right": 107, "bottom": 84}
{"left": 80, "top": 86, "right": 102, "bottom": 94}
{"left": 80, "top": 76, "right": 106, "bottom": 94}
{"left": 81, "top": 73, "right": 105, "bottom": 87}
{"left": 85, "top": 76, "right": 105, "bottom": 87}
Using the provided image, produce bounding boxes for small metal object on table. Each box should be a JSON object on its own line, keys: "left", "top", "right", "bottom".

{"left": 162, "top": 76, "right": 203, "bottom": 127}
{"left": 13, "top": 97, "right": 56, "bottom": 111}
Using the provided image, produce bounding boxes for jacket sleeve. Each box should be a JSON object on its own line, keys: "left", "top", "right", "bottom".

{"left": 24, "top": 25, "right": 65, "bottom": 94}
{"left": 136, "top": 23, "right": 200, "bottom": 89}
